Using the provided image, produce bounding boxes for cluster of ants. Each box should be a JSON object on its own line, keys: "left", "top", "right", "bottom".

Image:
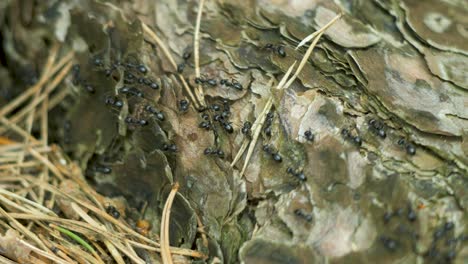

{"left": 74, "top": 41, "right": 423, "bottom": 230}
{"left": 340, "top": 117, "right": 417, "bottom": 156}
{"left": 379, "top": 205, "right": 465, "bottom": 263}
{"left": 70, "top": 54, "right": 188, "bottom": 155}
{"left": 368, "top": 118, "right": 417, "bottom": 155}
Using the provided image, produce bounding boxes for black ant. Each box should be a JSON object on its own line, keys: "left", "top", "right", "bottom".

{"left": 220, "top": 79, "right": 231, "bottom": 86}
{"left": 287, "top": 167, "right": 306, "bottom": 181}
{"left": 211, "top": 104, "right": 221, "bottom": 111}
{"left": 406, "top": 144, "right": 416, "bottom": 155}
{"left": 368, "top": 118, "right": 386, "bottom": 139}
{"left": 83, "top": 84, "right": 95, "bottom": 94}
{"left": 195, "top": 77, "right": 204, "bottom": 84}
{"left": 204, "top": 147, "right": 225, "bottom": 158}
{"left": 137, "top": 64, "right": 148, "bottom": 74}
{"left": 353, "top": 136, "right": 362, "bottom": 146}
{"left": 105, "top": 205, "right": 120, "bottom": 219}
{"left": 195, "top": 77, "right": 217, "bottom": 86}
{"left": 145, "top": 105, "right": 165, "bottom": 121}
{"left": 294, "top": 209, "right": 313, "bottom": 222}
{"left": 242, "top": 121, "right": 252, "bottom": 136}
{"left": 263, "top": 145, "right": 282, "bottom": 163}
{"left": 341, "top": 128, "right": 350, "bottom": 137}
{"left": 92, "top": 57, "right": 104, "bottom": 67}
{"left": 222, "top": 99, "right": 230, "bottom": 110}
{"left": 220, "top": 78, "right": 243, "bottom": 90}
{"left": 95, "top": 165, "right": 112, "bottom": 174}
{"left": 119, "top": 86, "right": 144, "bottom": 97}
{"left": 276, "top": 46, "right": 286, "bottom": 57}
{"left": 380, "top": 236, "right": 398, "bottom": 251}
{"left": 213, "top": 114, "right": 223, "bottom": 122}
{"left": 72, "top": 64, "right": 80, "bottom": 73}
{"left": 264, "top": 43, "right": 275, "bottom": 50}
{"left": 105, "top": 96, "right": 123, "bottom": 108}
{"left": 125, "top": 116, "right": 148, "bottom": 126}
{"left": 179, "top": 99, "right": 189, "bottom": 112}
{"left": 183, "top": 50, "right": 192, "bottom": 60}
{"left": 304, "top": 129, "right": 314, "bottom": 142}
{"left": 125, "top": 72, "right": 135, "bottom": 80}
{"left": 199, "top": 121, "right": 212, "bottom": 130}
{"left": 272, "top": 153, "right": 282, "bottom": 162}
{"left": 138, "top": 119, "right": 148, "bottom": 126}
{"left": 177, "top": 63, "right": 185, "bottom": 73}
{"left": 264, "top": 43, "right": 286, "bottom": 57}
{"left": 222, "top": 122, "right": 234, "bottom": 133}
{"left": 341, "top": 128, "right": 362, "bottom": 147}
{"left": 149, "top": 81, "right": 159, "bottom": 89}
{"left": 71, "top": 64, "right": 81, "bottom": 85}
{"left": 397, "top": 137, "right": 416, "bottom": 155}
{"left": 104, "top": 68, "right": 113, "bottom": 77}
{"left": 231, "top": 80, "right": 243, "bottom": 90}
{"left": 263, "top": 111, "right": 274, "bottom": 137}
{"left": 162, "top": 143, "right": 177, "bottom": 152}
{"left": 407, "top": 208, "right": 417, "bottom": 222}
{"left": 206, "top": 79, "right": 217, "bottom": 86}
{"left": 63, "top": 120, "right": 72, "bottom": 144}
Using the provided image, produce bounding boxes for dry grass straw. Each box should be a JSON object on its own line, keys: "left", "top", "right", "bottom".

{"left": 142, "top": 23, "right": 206, "bottom": 109}
{"left": 160, "top": 183, "right": 179, "bottom": 264}
{"left": 193, "top": 0, "right": 207, "bottom": 106}
{"left": 0, "top": 45, "right": 207, "bottom": 263}
{"left": 232, "top": 14, "right": 343, "bottom": 175}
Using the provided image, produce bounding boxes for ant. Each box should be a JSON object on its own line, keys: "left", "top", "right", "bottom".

{"left": 105, "top": 205, "right": 120, "bottom": 219}
{"left": 179, "top": 99, "right": 189, "bottom": 112}
{"left": 294, "top": 209, "right": 313, "bottom": 222}
{"left": 125, "top": 116, "right": 148, "bottom": 126}
{"left": 92, "top": 57, "right": 104, "bottom": 67}
{"left": 177, "top": 63, "right": 185, "bottom": 73}
{"left": 95, "top": 165, "right": 112, "bottom": 174}
{"left": 195, "top": 77, "right": 217, "bottom": 86}
{"left": 145, "top": 105, "right": 165, "bottom": 121}
{"left": 83, "top": 83, "right": 95, "bottom": 94}
{"left": 397, "top": 137, "right": 416, "bottom": 155}
{"left": 263, "top": 111, "right": 274, "bottom": 137}
{"left": 304, "top": 129, "right": 314, "bottom": 142}
{"left": 242, "top": 121, "right": 252, "bottom": 136}
{"left": 222, "top": 121, "right": 234, "bottom": 133}
{"left": 287, "top": 167, "right": 306, "bottom": 181}
{"left": 341, "top": 128, "right": 362, "bottom": 147}
{"left": 204, "top": 147, "right": 225, "bottom": 159}
{"left": 263, "top": 144, "right": 282, "bottom": 163}
{"left": 137, "top": 64, "right": 148, "bottom": 74}
{"left": 368, "top": 118, "right": 386, "bottom": 139}
{"left": 119, "top": 86, "right": 144, "bottom": 97}
{"left": 183, "top": 50, "right": 192, "bottom": 60}
{"left": 220, "top": 78, "right": 243, "bottom": 90}
{"left": 162, "top": 143, "right": 177, "bottom": 152}
{"left": 199, "top": 121, "right": 212, "bottom": 130}
{"left": 264, "top": 43, "right": 286, "bottom": 57}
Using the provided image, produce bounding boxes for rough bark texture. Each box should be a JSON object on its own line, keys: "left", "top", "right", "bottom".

{"left": 0, "top": 0, "right": 467, "bottom": 263}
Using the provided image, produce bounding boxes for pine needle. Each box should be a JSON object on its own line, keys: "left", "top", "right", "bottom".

{"left": 53, "top": 224, "right": 106, "bottom": 264}
{"left": 161, "top": 182, "right": 180, "bottom": 264}
{"left": 239, "top": 62, "right": 295, "bottom": 176}
{"left": 194, "top": 0, "right": 207, "bottom": 105}
{"left": 142, "top": 23, "right": 204, "bottom": 109}
{"left": 285, "top": 13, "right": 342, "bottom": 88}
{"left": 0, "top": 51, "right": 73, "bottom": 119}
{"left": 236, "top": 13, "right": 342, "bottom": 176}
{"left": 53, "top": 225, "right": 96, "bottom": 255}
